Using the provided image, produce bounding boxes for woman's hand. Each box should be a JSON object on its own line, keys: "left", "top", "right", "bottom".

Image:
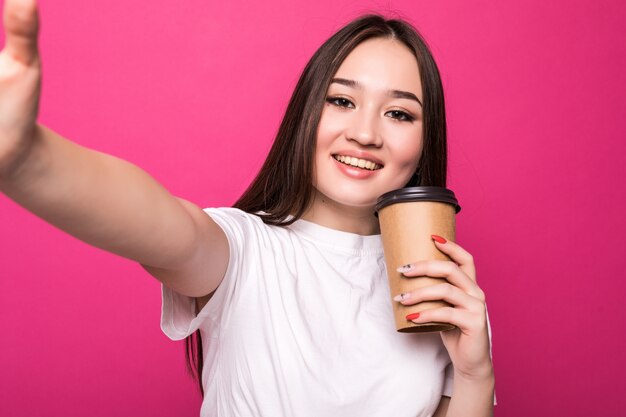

{"left": 395, "top": 235, "right": 493, "bottom": 379}
{"left": 0, "top": 0, "right": 41, "bottom": 178}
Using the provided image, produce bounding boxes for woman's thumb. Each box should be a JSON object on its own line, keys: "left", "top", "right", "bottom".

{"left": 3, "top": 0, "right": 39, "bottom": 65}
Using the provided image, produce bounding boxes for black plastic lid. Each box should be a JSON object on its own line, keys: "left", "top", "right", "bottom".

{"left": 374, "top": 186, "right": 461, "bottom": 214}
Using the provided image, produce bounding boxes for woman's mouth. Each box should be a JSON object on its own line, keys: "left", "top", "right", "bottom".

{"left": 332, "top": 154, "right": 382, "bottom": 171}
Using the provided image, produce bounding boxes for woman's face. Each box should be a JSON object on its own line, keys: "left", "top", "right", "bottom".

{"left": 312, "top": 37, "right": 424, "bottom": 211}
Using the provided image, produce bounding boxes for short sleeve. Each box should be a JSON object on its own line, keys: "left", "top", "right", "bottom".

{"left": 160, "top": 207, "right": 252, "bottom": 341}
{"left": 440, "top": 305, "right": 497, "bottom": 405}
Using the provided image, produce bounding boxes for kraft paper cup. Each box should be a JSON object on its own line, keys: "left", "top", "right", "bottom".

{"left": 375, "top": 187, "right": 461, "bottom": 333}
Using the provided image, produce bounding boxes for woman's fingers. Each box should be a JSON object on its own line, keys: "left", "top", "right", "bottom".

{"left": 394, "top": 283, "right": 484, "bottom": 310}
{"left": 430, "top": 236, "right": 476, "bottom": 282}
{"left": 397, "top": 258, "right": 484, "bottom": 300}
{"left": 3, "top": 0, "right": 39, "bottom": 65}
{"left": 0, "top": 0, "right": 41, "bottom": 176}
{"left": 408, "top": 306, "right": 487, "bottom": 335}
{"left": 399, "top": 236, "right": 477, "bottom": 282}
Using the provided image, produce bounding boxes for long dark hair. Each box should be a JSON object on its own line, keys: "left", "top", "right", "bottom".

{"left": 185, "top": 13, "right": 448, "bottom": 396}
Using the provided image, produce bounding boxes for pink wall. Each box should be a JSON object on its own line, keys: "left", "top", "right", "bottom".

{"left": 1, "top": 0, "right": 624, "bottom": 416}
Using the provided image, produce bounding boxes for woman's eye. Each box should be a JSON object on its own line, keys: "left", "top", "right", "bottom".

{"left": 385, "top": 110, "right": 415, "bottom": 122}
{"left": 326, "top": 97, "right": 354, "bottom": 108}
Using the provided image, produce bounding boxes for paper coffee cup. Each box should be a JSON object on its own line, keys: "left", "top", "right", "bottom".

{"left": 375, "top": 187, "right": 461, "bottom": 333}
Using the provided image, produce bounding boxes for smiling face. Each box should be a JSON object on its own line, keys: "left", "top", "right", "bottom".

{"left": 306, "top": 37, "right": 424, "bottom": 230}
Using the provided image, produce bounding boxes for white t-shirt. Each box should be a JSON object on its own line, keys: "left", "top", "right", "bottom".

{"left": 161, "top": 207, "right": 455, "bottom": 417}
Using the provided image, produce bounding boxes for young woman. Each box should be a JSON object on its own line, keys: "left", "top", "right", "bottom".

{"left": 0, "top": 0, "right": 495, "bottom": 416}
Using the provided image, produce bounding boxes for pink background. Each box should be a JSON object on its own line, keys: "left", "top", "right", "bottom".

{"left": 1, "top": 0, "right": 624, "bottom": 416}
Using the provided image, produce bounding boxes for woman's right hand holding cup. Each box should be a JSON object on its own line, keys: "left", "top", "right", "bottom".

{"left": 0, "top": 0, "right": 41, "bottom": 179}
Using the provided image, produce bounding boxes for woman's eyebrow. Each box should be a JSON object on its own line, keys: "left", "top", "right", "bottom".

{"left": 331, "top": 78, "right": 423, "bottom": 107}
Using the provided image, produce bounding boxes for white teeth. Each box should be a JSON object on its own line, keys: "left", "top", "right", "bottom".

{"left": 333, "top": 155, "right": 381, "bottom": 171}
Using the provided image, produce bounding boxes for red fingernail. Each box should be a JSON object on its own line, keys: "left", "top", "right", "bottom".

{"left": 406, "top": 312, "right": 420, "bottom": 321}
{"left": 431, "top": 235, "right": 447, "bottom": 244}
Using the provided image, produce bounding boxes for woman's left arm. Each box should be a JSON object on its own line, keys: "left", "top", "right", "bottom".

{"left": 395, "top": 236, "right": 495, "bottom": 417}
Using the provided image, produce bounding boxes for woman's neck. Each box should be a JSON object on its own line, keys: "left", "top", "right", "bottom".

{"left": 300, "top": 190, "right": 380, "bottom": 235}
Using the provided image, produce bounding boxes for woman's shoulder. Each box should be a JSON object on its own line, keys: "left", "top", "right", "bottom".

{"left": 202, "top": 207, "right": 285, "bottom": 241}
{"left": 203, "top": 207, "right": 266, "bottom": 226}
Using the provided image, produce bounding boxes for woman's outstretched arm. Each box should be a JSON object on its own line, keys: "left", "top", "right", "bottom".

{"left": 0, "top": 0, "right": 228, "bottom": 298}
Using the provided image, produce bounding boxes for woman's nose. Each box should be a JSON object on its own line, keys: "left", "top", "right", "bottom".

{"left": 346, "top": 107, "right": 382, "bottom": 147}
